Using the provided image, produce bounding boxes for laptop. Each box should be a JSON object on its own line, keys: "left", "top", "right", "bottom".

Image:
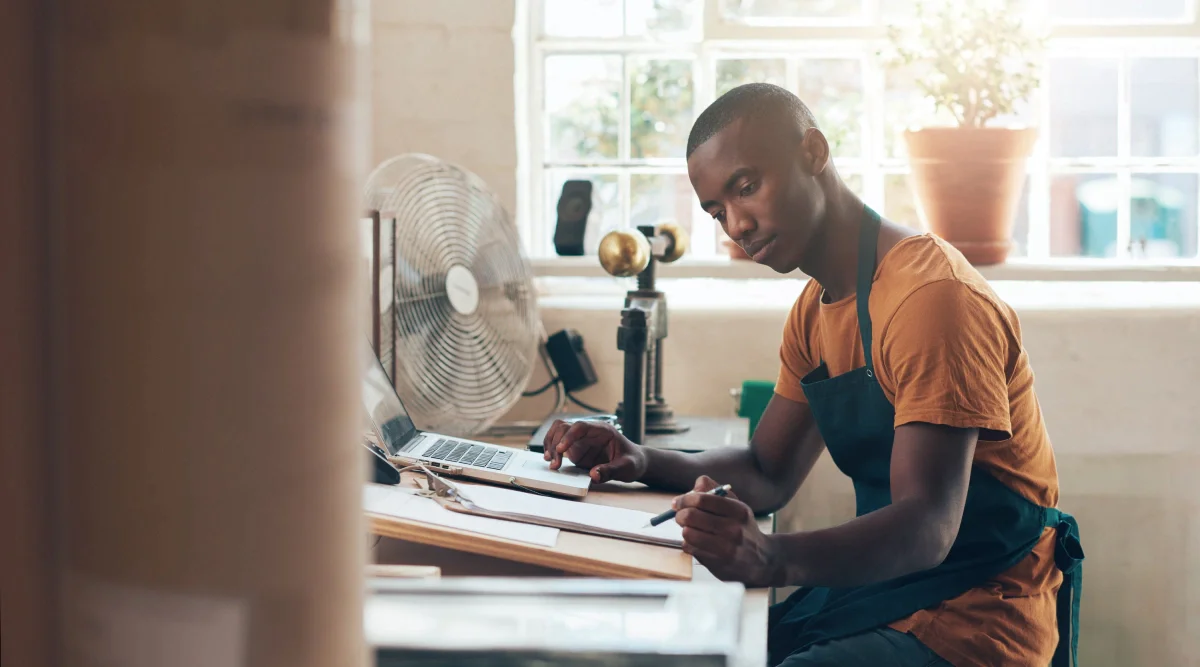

{"left": 361, "top": 345, "right": 592, "bottom": 499}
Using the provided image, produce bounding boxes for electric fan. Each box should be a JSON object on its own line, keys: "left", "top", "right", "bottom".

{"left": 364, "top": 153, "right": 540, "bottom": 436}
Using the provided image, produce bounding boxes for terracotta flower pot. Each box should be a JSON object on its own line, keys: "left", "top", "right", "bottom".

{"left": 903, "top": 126, "right": 1038, "bottom": 265}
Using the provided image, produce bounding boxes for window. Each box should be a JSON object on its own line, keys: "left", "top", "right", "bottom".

{"left": 522, "top": 0, "right": 1200, "bottom": 263}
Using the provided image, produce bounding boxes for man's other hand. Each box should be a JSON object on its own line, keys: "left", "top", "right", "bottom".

{"left": 542, "top": 419, "right": 647, "bottom": 483}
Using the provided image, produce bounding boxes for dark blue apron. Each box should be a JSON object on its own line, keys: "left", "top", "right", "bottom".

{"left": 767, "top": 206, "right": 1084, "bottom": 667}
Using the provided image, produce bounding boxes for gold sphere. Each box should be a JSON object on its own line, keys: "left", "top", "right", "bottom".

{"left": 598, "top": 229, "right": 651, "bottom": 277}
{"left": 656, "top": 221, "right": 689, "bottom": 263}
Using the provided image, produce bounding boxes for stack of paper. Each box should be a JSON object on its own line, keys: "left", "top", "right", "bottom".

{"left": 448, "top": 483, "right": 685, "bottom": 548}
{"left": 363, "top": 483, "right": 560, "bottom": 548}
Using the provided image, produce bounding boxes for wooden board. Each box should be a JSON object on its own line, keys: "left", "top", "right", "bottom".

{"left": 367, "top": 473, "right": 693, "bottom": 580}
{"left": 366, "top": 564, "right": 441, "bottom": 579}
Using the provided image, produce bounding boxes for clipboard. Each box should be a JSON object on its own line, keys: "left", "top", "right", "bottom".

{"left": 409, "top": 464, "right": 685, "bottom": 549}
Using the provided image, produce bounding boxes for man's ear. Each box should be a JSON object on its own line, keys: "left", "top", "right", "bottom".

{"left": 800, "top": 128, "right": 831, "bottom": 176}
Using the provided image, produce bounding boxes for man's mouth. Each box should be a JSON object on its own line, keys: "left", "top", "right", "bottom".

{"left": 743, "top": 237, "right": 777, "bottom": 262}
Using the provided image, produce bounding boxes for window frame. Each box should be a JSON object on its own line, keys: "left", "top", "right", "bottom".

{"left": 520, "top": 0, "right": 1200, "bottom": 272}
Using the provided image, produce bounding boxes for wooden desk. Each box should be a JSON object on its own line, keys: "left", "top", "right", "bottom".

{"left": 369, "top": 472, "right": 693, "bottom": 580}
{"left": 369, "top": 434, "right": 772, "bottom": 667}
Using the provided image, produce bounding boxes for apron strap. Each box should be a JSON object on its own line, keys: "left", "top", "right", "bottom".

{"left": 856, "top": 205, "right": 882, "bottom": 372}
{"left": 1044, "top": 508, "right": 1085, "bottom": 667}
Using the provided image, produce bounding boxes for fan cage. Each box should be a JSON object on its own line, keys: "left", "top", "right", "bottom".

{"left": 365, "top": 154, "right": 539, "bottom": 436}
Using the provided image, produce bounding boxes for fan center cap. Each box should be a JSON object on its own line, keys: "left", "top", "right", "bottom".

{"left": 445, "top": 265, "right": 480, "bottom": 315}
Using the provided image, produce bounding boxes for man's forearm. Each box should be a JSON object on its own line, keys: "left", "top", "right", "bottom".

{"left": 638, "top": 446, "right": 791, "bottom": 513}
{"left": 769, "top": 497, "right": 957, "bottom": 588}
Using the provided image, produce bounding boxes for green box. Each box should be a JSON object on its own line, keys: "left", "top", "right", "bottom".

{"left": 735, "top": 380, "right": 775, "bottom": 437}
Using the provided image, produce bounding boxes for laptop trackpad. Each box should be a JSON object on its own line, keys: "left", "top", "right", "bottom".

{"left": 519, "top": 457, "right": 589, "bottom": 481}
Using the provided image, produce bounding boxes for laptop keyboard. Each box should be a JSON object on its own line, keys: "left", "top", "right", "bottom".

{"left": 420, "top": 438, "right": 512, "bottom": 470}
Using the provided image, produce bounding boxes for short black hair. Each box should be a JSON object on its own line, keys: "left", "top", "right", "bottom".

{"left": 685, "top": 83, "right": 819, "bottom": 159}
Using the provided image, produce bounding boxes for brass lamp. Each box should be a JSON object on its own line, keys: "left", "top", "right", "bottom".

{"left": 597, "top": 223, "right": 691, "bottom": 445}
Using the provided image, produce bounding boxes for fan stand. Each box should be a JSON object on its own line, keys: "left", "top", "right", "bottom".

{"left": 479, "top": 323, "right": 570, "bottom": 439}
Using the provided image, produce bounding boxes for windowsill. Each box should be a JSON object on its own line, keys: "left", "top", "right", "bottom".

{"left": 531, "top": 256, "right": 1200, "bottom": 283}
{"left": 531, "top": 258, "right": 1200, "bottom": 312}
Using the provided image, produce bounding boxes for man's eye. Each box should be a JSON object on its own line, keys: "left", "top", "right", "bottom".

{"left": 739, "top": 182, "right": 757, "bottom": 197}
{"left": 713, "top": 211, "right": 726, "bottom": 224}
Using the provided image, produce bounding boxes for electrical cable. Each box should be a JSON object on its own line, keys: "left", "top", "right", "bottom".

{"left": 522, "top": 376, "right": 560, "bottom": 397}
{"left": 566, "top": 391, "right": 606, "bottom": 414}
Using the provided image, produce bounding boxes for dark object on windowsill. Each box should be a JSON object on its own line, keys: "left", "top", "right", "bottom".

{"left": 554, "top": 180, "right": 592, "bottom": 256}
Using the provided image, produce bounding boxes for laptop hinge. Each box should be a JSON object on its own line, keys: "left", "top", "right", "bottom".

{"left": 397, "top": 432, "right": 425, "bottom": 454}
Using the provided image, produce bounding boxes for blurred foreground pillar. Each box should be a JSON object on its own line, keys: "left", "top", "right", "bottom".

{"left": 6, "top": 2, "right": 369, "bottom": 666}
{"left": 0, "top": 0, "right": 56, "bottom": 665}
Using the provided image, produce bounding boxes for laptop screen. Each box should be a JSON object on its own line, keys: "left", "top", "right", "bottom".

{"left": 361, "top": 345, "right": 418, "bottom": 456}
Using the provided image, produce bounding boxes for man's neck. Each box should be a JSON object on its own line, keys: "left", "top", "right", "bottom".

{"left": 800, "top": 182, "right": 868, "bottom": 304}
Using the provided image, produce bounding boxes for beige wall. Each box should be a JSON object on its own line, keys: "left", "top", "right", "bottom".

{"left": 370, "top": 1, "right": 1200, "bottom": 663}
{"left": 371, "top": 0, "right": 519, "bottom": 215}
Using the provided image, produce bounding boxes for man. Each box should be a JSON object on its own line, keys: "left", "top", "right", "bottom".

{"left": 543, "top": 83, "right": 1083, "bottom": 666}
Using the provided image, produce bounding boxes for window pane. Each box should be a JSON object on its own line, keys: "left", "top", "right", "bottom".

{"left": 724, "top": 0, "right": 861, "bottom": 19}
{"left": 879, "top": 0, "right": 917, "bottom": 20}
{"left": 884, "top": 174, "right": 920, "bottom": 227}
{"left": 715, "top": 58, "right": 787, "bottom": 97}
{"left": 630, "top": 58, "right": 694, "bottom": 159}
{"left": 626, "top": 0, "right": 702, "bottom": 37}
{"left": 718, "top": 226, "right": 740, "bottom": 257}
{"left": 1131, "top": 58, "right": 1199, "bottom": 158}
{"left": 631, "top": 173, "right": 696, "bottom": 237}
{"left": 1049, "top": 59, "right": 1119, "bottom": 158}
{"left": 547, "top": 172, "right": 621, "bottom": 254}
{"left": 797, "top": 59, "right": 864, "bottom": 158}
{"left": 882, "top": 0, "right": 1029, "bottom": 21}
{"left": 1049, "top": 0, "right": 1189, "bottom": 22}
{"left": 843, "top": 173, "right": 863, "bottom": 197}
{"left": 1010, "top": 177, "right": 1031, "bottom": 258}
{"left": 883, "top": 65, "right": 955, "bottom": 159}
{"left": 1130, "top": 174, "right": 1198, "bottom": 258}
{"left": 544, "top": 0, "right": 623, "bottom": 37}
{"left": 545, "top": 55, "right": 621, "bottom": 161}
{"left": 1051, "top": 174, "right": 1117, "bottom": 257}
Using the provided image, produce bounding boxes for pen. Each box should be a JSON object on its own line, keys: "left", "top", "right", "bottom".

{"left": 644, "top": 484, "right": 733, "bottom": 528}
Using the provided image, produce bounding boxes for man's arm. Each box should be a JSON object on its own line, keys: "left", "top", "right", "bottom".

{"left": 674, "top": 422, "right": 976, "bottom": 588}
{"left": 768, "top": 422, "right": 976, "bottom": 587}
{"left": 638, "top": 393, "right": 825, "bottom": 514}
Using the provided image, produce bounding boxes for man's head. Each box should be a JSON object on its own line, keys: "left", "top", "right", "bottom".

{"left": 686, "top": 83, "right": 835, "bottom": 273}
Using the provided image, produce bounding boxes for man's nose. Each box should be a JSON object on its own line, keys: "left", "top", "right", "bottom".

{"left": 726, "top": 208, "right": 756, "bottom": 241}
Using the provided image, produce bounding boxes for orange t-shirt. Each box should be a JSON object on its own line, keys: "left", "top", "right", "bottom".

{"left": 774, "top": 234, "right": 1062, "bottom": 667}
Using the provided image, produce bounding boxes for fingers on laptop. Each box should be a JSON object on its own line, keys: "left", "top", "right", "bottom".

{"left": 546, "top": 421, "right": 611, "bottom": 470}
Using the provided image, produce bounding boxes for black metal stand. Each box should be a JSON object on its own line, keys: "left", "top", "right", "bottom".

{"left": 617, "top": 307, "right": 648, "bottom": 445}
{"left": 614, "top": 225, "right": 690, "bottom": 444}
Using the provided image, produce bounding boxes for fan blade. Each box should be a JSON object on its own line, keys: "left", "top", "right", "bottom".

{"left": 394, "top": 291, "right": 448, "bottom": 306}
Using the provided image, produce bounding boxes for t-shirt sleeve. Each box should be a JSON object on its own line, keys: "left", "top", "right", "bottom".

{"left": 877, "top": 280, "right": 1013, "bottom": 440}
{"left": 775, "top": 290, "right": 816, "bottom": 404}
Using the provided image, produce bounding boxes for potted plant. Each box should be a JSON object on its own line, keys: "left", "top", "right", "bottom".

{"left": 884, "top": 0, "right": 1045, "bottom": 265}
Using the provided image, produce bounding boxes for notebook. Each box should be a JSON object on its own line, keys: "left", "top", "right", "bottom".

{"left": 433, "top": 480, "right": 685, "bottom": 549}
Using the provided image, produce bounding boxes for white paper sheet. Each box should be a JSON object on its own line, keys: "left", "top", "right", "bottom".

{"left": 363, "top": 483, "right": 560, "bottom": 548}
{"left": 455, "top": 483, "right": 685, "bottom": 547}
